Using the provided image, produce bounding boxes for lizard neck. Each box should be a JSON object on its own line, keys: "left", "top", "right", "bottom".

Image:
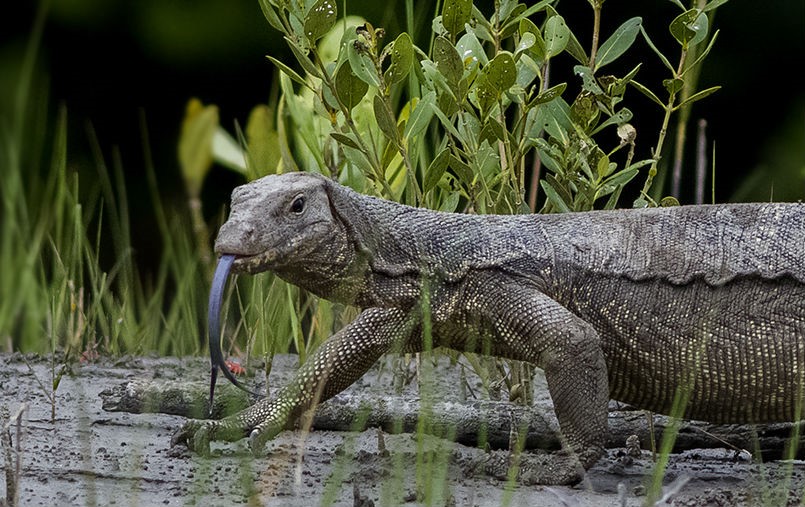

{"left": 325, "top": 184, "right": 429, "bottom": 308}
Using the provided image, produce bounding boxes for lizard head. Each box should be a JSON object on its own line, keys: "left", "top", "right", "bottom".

{"left": 214, "top": 172, "right": 350, "bottom": 280}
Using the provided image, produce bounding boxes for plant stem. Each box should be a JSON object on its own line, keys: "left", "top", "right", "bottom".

{"left": 639, "top": 49, "right": 688, "bottom": 201}
{"left": 588, "top": 1, "right": 602, "bottom": 69}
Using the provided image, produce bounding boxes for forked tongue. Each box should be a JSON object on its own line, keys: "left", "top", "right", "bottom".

{"left": 208, "top": 254, "right": 259, "bottom": 415}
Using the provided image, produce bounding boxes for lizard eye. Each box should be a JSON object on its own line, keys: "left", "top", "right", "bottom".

{"left": 290, "top": 195, "right": 305, "bottom": 214}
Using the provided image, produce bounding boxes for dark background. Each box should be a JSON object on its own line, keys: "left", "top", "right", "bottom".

{"left": 2, "top": 0, "right": 804, "bottom": 268}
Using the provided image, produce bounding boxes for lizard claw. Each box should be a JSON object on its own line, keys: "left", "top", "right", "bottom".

{"left": 171, "top": 420, "right": 213, "bottom": 456}
{"left": 248, "top": 428, "right": 266, "bottom": 457}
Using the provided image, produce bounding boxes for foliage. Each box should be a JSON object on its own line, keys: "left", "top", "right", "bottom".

{"left": 231, "top": 0, "right": 723, "bottom": 214}
{"left": 181, "top": 0, "right": 727, "bottom": 394}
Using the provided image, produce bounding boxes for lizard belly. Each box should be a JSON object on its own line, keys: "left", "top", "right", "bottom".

{"left": 569, "top": 274, "right": 805, "bottom": 424}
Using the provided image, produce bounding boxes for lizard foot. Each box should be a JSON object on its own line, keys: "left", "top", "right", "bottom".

{"left": 479, "top": 449, "right": 587, "bottom": 486}
{"left": 171, "top": 420, "right": 214, "bottom": 456}
{"left": 248, "top": 422, "right": 284, "bottom": 457}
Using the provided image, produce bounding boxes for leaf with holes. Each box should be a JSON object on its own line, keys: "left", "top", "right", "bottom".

{"left": 528, "top": 82, "right": 567, "bottom": 107}
{"left": 433, "top": 36, "right": 463, "bottom": 87}
{"left": 442, "top": 0, "right": 472, "bottom": 37}
{"left": 484, "top": 52, "right": 516, "bottom": 92}
{"left": 544, "top": 15, "right": 569, "bottom": 59}
{"left": 384, "top": 33, "right": 414, "bottom": 85}
{"left": 348, "top": 41, "right": 382, "bottom": 87}
{"left": 304, "top": 0, "right": 337, "bottom": 43}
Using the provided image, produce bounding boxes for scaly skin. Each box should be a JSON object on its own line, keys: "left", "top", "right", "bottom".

{"left": 172, "top": 172, "right": 805, "bottom": 485}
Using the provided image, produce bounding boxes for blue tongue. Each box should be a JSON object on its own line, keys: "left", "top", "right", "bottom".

{"left": 208, "top": 254, "right": 258, "bottom": 415}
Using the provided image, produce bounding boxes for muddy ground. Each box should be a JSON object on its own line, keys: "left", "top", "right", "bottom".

{"left": 1, "top": 352, "right": 804, "bottom": 507}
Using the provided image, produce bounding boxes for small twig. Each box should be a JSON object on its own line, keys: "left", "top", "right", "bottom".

{"left": 2, "top": 404, "right": 28, "bottom": 507}
{"left": 588, "top": 1, "right": 602, "bottom": 69}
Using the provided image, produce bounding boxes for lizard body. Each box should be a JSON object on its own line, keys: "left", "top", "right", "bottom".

{"left": 174, "top": 172, "right": 805, "bottom": 484}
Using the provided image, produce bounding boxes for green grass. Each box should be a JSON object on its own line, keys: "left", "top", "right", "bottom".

{"left": 0, "top": 6, "right": 210, "bottom": 358}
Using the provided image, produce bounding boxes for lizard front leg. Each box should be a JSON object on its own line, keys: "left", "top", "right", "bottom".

{"left": 455, "top": 274, "right": 610, "bottom": 484}
{"left": 172, "top": 307, "right": 417, "bottom": 455}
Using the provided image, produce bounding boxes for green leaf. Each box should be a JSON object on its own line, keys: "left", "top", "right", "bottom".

{"left": 424, "top": 148, "right": 451, "bottom": 192}
{"left": 385, "top": 32, "right": 414, "bottom": 85}
{"left": 703, "top": 0, "right": 730, "bottom": 13}
{"left": 456, "top": 31, "right": 488, "bottom": 67}
{"left": 689, "top": 11, "right": 709, "bottom": 46}
{"left": 515, "top": 31, "right": 536, "bottom": 56}
{"left": 534, "top": 97, "right": 572, "bottom": 145}
{"left": 639, "top": 26, "right": 674, "bottom": 73}
{"left": 258, "top": 0, "right": 285, "bottom": 32}
{"left": 373, "top": 95, "right": 399, "bottom": 144}
{"left": 674, "top": 85, "right": 721, "bottom": 110}
{"left": 245, "top": 105, "right": 280, "bottom": 179}
{"left": 404, "top": 91, "right": 436, "bottom": 140}
{"left": 519, "top": 18, "right": 546, "bottom": 61}
{"left": 433, "top": 36, "right": 464, "bottom": 87}
{"left": 596, "top": 153, "right": 612, "bottom": 179}
{"left": 304, "top": 0, "right": 337, "bottom": 43}
{"left": 659, "top": 196, "right": 681, "bottom": 207}
{"left": 330, "top": 132, "right": 361, "bottom": 150}
{"left": 594, "top": 17, "right": 641, "bottom": 71}
{"left": 442, "top": 0, "right": 472, "bottom": 37}
{"left": 348, "top": 40, "right": 382, "bottom": 87}
{"left": 266, "top": 55, "right": 310, "bottom": 90}
{"left": 501, "top": 0, "right": 552, "bottom": 34}
{"left": 603, "top": 167, "right": 638, "bottom": 187}
{"left": 473, "top": 53, "right": 515, "bottom": 116}
{"left": 540, "top": 179, "right": 571, "bottom": 213}
{"left": 484, "top": 52, "right": 517, "bottom": 92}
{"left": 449, "top": 154, "right": 474, "bottom": 183}
{"left": 179, "top": 98, "right": 219, "bottom": 194}
{"left": 683, "top": 29, "right": 720, "bottom": 76}
{"left": 430, "top": 103, "right": 463, "bottom": 140}
{"left": 285, "top": 36, "right": 322, "bottom": 78}
{"left": 610, "top": 63, "right": 642, "bottom": 95}
{"left": 630, "top": 80, "right": 664, "bottom": 107}
{"left": 544, "top": 15, "right": 570, "bottom": 59}
{"left": 591, "top": 107, "right": 633, "bottom": 134}
{"left": 574, "top": 65, "right": 603, "bottom": 95}
{"left": 439, "top": 192, "right": 461, "bottom": 212}
{"left": 334, "top": 61, "right": 369, "bottom": 110}
{"left": 529, "top": 82, "right": 567, "bottom": 106}
{"left": 516, "top": 53, "right": 540, "bottom": 89}
{"left": 670, "top": 9, "right": 708, "bottom": 48}
{"left": 565, "top": 30, "right": 589, "bottom": 65}
{"left": 342, "top": 144, "right": 374, "bottom": 177}
{"left": 663, "top": 78, "right": 684, "bottom": 94}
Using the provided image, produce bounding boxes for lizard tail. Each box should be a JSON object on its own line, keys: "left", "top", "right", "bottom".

{"left": 208, "top": 254, "right": 260, "bottom": 415}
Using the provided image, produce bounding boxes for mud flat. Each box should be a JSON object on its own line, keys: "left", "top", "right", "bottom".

{"left": 1, "top": 353, "right": 803, "bottom": 506}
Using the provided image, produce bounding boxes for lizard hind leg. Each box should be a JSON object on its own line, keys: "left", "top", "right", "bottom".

{"left": 462, "top": 275, "right": 609, "bottom": 484}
